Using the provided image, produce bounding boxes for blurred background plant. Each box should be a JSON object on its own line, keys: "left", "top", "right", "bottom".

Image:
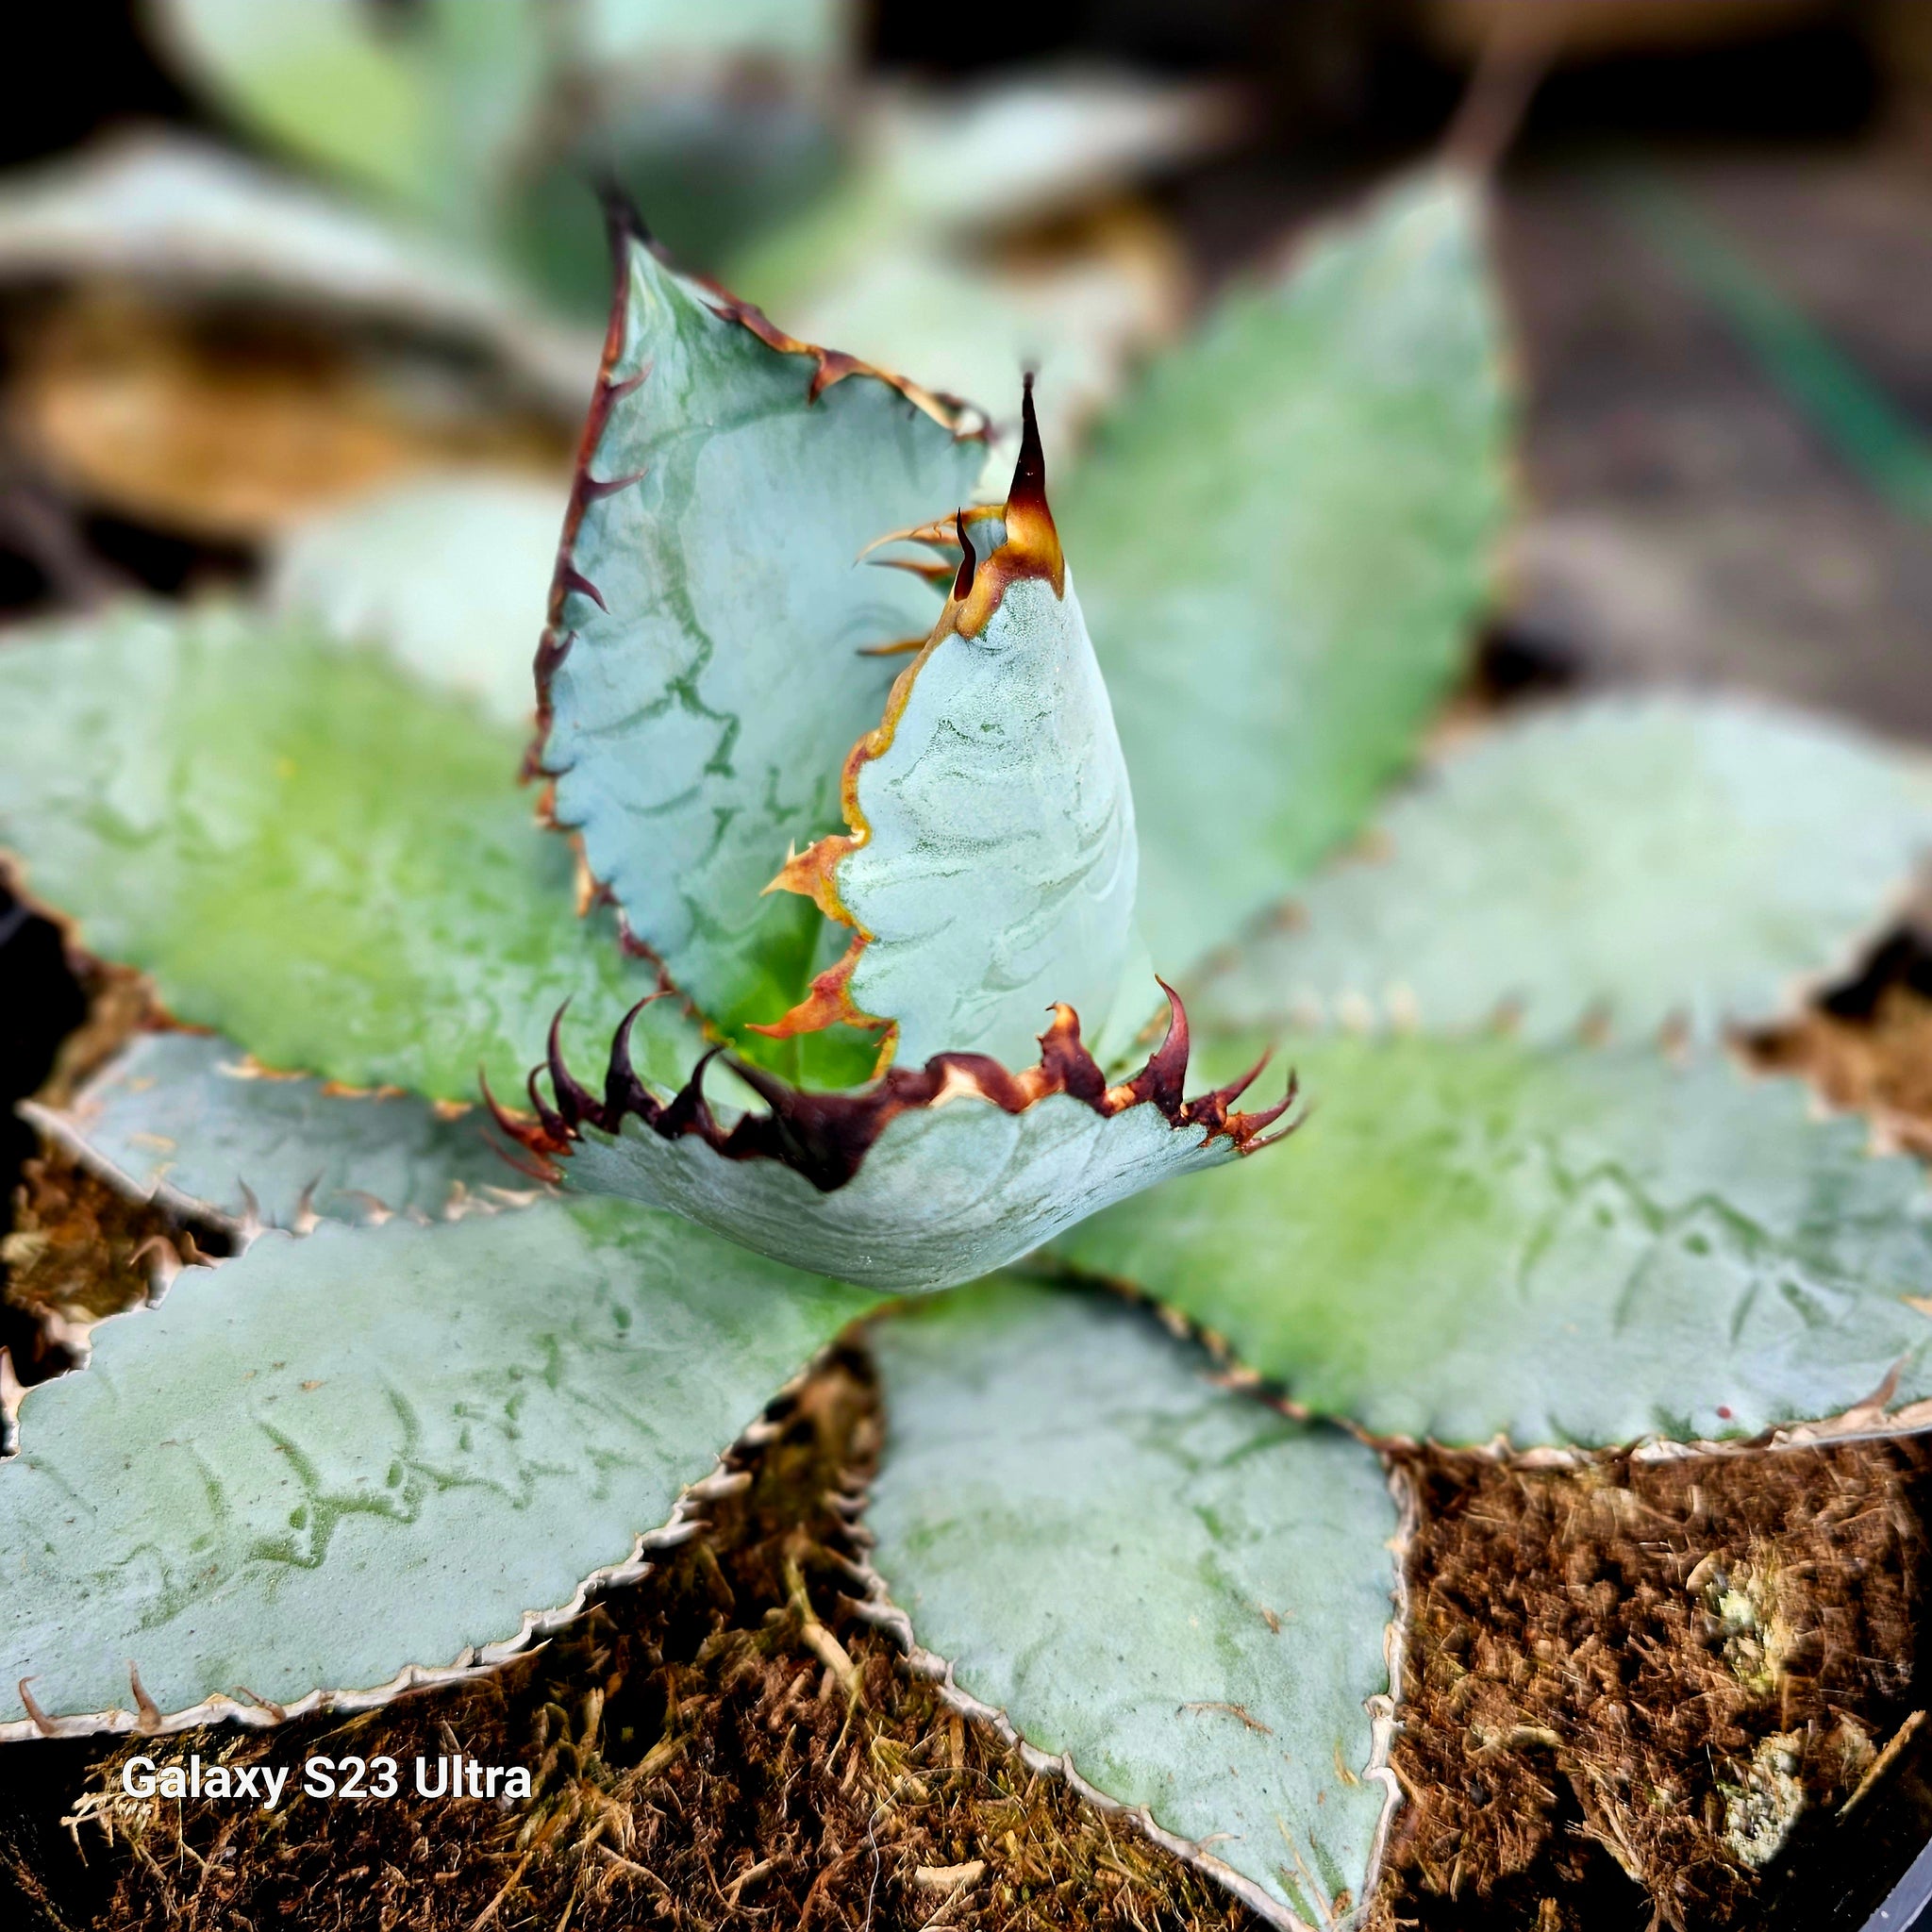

{"left": 0, "top": 0, "right": 1926, "bottom": 711}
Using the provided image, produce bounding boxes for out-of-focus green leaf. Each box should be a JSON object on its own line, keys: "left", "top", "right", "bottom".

{"left": 150, "top": 0, "right": 440, "bottom": 211}
{"left": 0, "top": 604, "right": 707, "bottom": 1103}
{"left": 0, "top": 1200, "right": 874, "bottom": 1737}
{"left": 537, "top": 226, "right": 984, "bottom": 1052}
{"left": 865, "top": 1277, "right": 1397, "bottom": 1924}
{"left": 1061, "top": 168, "right": 1510, "bottom": 966}
{"left": 576, "top": 0, "right": 848, "bottom": 65}
{"left": 1196, "top": 695, "right": 1932, "bottom": 1046}
{"left": 150, "top": 0, "right": 548, "bottom": 248}
{"left": 1058, "top": 1032, "right": 1932, "bottom": 1447}
{"left": 868, "top": 71, "right": 1236, "bottom": 234}
{"left": 268, "top": 472, "right": 563, "bottom": 728}
{"left": 0, "top": 133, "right": 590, "bottom": 407}
{"left": 25, "top": 1031, "right": 524, "bottom": 1233}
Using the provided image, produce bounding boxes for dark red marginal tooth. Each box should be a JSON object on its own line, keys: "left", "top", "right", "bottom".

{"left": 580, "top": 469, "right": 646, "bottom": 501}
{"left": 952, "top": 509, "right": 977, "bottom": 600}
{"left": 1225, "top": 1071, "right": 1303, "bottom": 1150}
{"left": 479, "top": 1068, "right": 566, "bottom": 1167}
{"left": 525, "top": 1066, "right": 571, "bottom": 1147}
{"left": 1117, "top": 980, "right": 1190, "bottom": 1119}
{"left": 526, "top": 976, "right": 1295, "bottom": 1194}
{"left": 1008, "top": 371, "right": 1048, "bottom": 518}
{"left": 1038, "top": 1003, "right": 1106, "bottom": 1106}
{"left": 544, "top": 1004, "right": 600, "bottom": 1128}
{"left": 725, "top": 1058, "right": 969, "bottom": 1191}
{"left": 603, "top": 994, "right": 671, "bottom": 1128}
{"left": 655, "top": 1048, "right": 724, "bottom": 1140}
{"left": 927, "top": 1051, "right": 1033, "bottom": 1112}
{"left": 558, "top": 566, "right": 608, "bottom": 613}
{"left": 1188, "top": 1045, "right": 1273, "bottom": 1132}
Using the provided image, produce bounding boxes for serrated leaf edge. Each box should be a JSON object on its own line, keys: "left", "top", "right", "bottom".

{"left": 493, "top": 983, "right": 1298, "bottom": 1193}
{"left": 523, "top": 193, "right": 990, "bottom": 1036}
{"left": 837, "top": 1415, "right": 1416, "bottom": 1932}
{"left": 0, "top": 1334, "right": 830, "bottom": 1745}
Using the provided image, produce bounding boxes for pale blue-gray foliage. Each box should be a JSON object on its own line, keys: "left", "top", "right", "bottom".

{"left": 564, "top": 1090, "right": 1235, "bottom": 1292}
{"left": 1058, "top": 1033, "right": 1932, "bottom": 1447}
{"left": 838, "top": 567, "right": 1139, "bottom": 1068}
{"left": 27, "top": 1030, "right": 522, "bottom": 1231}
{"left": 539, "top": 229, "right": 985, "bottom": 1040}
{"left": 1064, "top": 168, "right": 1510, "bottom": 968}
{"left": 1196, "top": 695, "right": 1932, "bottom": 1044}
{"left": 0, "top": 1200, "right": 875, "bottom": 1736}
{"left": 867, "top": 1279, "right": 1398, "bottom": 1926}
{"left": 268, "top": 473, "right": 563, "bottom": 727}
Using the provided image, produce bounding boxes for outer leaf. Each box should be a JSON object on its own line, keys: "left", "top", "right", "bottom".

{"left": 1061, "top": 168, "right": 1510, "bottom": 964}
{"left": 25, "top": 1031, "right": 524, "bottom": 1233}
{"left": 533, "top": 217, "right": 987, "bottom": 1046}
{"left": 761, "top": 398, "right": 1139, "bottom": 1070}
{"left": 1195, "top": 695, "right": 1932, "bottom": 1045}
{"left": 0, "top": 1199, "right": 875, "bottom": 1737}
{"left": 0, "top": 604, "right": 706, "bottom": 1103}
{"left": 0, "top": 132, "right": 588, "bottom": 406}
{"left": 268, "top": 472, "right": 563, "bottom": 727}
{"left": 527, "top": 996, "right": 1291, "bottom": 1293}
{"left": 1058, "top": 1033, "right": 1932, "bottom": 1448}
{"left": 863, "top": 1278, "right": 1399, "bottom": 1928}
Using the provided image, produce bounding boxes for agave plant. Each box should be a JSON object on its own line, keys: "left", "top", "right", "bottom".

{"left": 4, "top": 164, "right": 1931, "bottom": 1930}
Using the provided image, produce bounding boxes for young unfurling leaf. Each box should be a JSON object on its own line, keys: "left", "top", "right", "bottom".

{"left": 757, "top": 380, "right": 1140, "bottom": 1071}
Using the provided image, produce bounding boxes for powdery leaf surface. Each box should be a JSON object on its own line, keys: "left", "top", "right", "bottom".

{"left": 1058, "top": 1033, "right": 1932, "bottom": 1447}
{"left": 1197, "top": 696, "right": 1932, "bottom": 1045}
{"left": 1063, "top": 168, "right": 1510, "bottom": 966}
{"left": 0, "top": 603, "right": 707, "bottom": 1102}
{"left": 26, "top": 1030, "right": 524, "bottom": 1232}
{"left": 535, "top": 225, "right": 985, "bottom": 1043}
{"left": 0, "top": 1199, "right": 874, "bottom": 1737}
{"left": 865, "top": 1277, "right": 1399, "bottom": 1926}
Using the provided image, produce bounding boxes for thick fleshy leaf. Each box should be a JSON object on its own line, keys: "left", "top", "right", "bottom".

{"left": 533, "top": 218, "right": 987, "bottom": 1048}
{"left": 1058, "top": 1032, "right": 1932, "bottom": 1448}
{"left": 833, "top": 568, "right": 1134, "bottom": 1067}
{"left": 0, "top": 132, "right": 590, "bottom": 407}
{"left": 518, "top": 995, "right": 1292, "bottom": 1292}
{"left": 863, "top": 1278, "right": 1398, "bottom": 1927}
{"left": 0, "top": 1199, "right": 875, "bottom": 1738}
{"left": 0, "top": 604, "right": 707, "bottom": 1103}
{"left": 25, "top": 1031, "right": 525, "bottom": 1233}
{"left": 267, "top": 472, "right": 563, "bottom": 727}
{"left": 1194, "top": 694, "right": 1932, "bottom": 1045}
{"left": 761, "top": 400, "right": 1139, "bottom": 1070}
{"left": 1061, "top": 168, "right": 1510, "bottom": 964}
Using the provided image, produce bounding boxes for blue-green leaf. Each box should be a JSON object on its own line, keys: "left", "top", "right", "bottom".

{"left": 864, "top": 1278, "right": 1399, "bottom": 1927}
{"left": 758, "top": 397, "right": 1140, "bottom": 1071}
{"left": 1063, "top": 168, "right": 1511, "bottom": 966}
{"left": 0, "top": 1200, "right": 874, "bottom": 1738}
{"left": 25, "top": 1031, "right": 525, "bottom": 1234}
{"left": 0, "top": 603, "right": 706, "bottom": 1103}
{"left": 1058, "top": 1032, "right": 1932, "bottom": 1448}
{"left": 534, "top": 220, "right": 986, "bottom": 1048}
{"left": 1194, "top": 695, "right": 1932, "bottom": 1045}
{"left": 267, "top": 472, "right": 564, "bottom": 728}
{"left": 537, "top": 993, "right": 1288, "bottom": 1293}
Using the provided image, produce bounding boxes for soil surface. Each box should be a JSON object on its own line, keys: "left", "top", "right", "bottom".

{"left": 6, "top": 1339, "right": 1931, "bottom": 1931}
